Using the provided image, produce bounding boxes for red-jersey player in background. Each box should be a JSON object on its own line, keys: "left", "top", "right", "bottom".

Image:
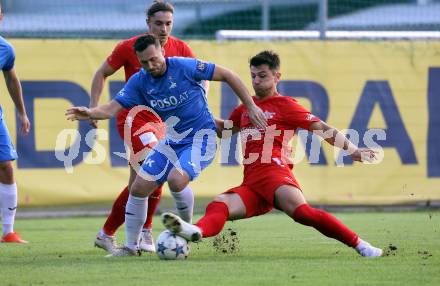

{"left": 162, "top": 50, "right": 383, "bottom": 257}
{"left": 91, "top": 1, "right": 197, "bottom": 253}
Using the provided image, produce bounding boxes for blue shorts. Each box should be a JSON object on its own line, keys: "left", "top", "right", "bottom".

{"left": 0, "top": 107, "right": 18, "bottom": 162}
{"left": 141, "top": 134, "right": 217, "bottom": 184}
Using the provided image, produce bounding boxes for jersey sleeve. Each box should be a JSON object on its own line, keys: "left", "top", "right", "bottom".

{"left": 284, "top": 98, "right": 320, "bottom": 131}
{"left": 228, "top": 105, "right": 243, "bottom": 128}
{"left": 114, "top": 73, "right": 146, "bottom": 109}
{"left": 2, "top": 45, "right": 15, "bottom": 71}
{"left": 178, "top": 58, "right": 215, "bottom": 81}
{"left": 106, "top": 40, "right": 127, "bottom": 71}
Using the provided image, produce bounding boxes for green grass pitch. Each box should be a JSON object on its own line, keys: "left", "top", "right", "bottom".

{"left": 0, "top": 212, "right": 438, "bottom": 286}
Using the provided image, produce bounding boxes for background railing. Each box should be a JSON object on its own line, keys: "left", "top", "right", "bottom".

{"left": 1, "top": 0, "right": 439, "bottom": 39}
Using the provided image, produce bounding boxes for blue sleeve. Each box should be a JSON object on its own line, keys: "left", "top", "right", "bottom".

{"left": 2, "top": 45, "right": 15, "bottom": 71}
{"left": 114, "top": 73, "right": 146, "bottom": 109}
{"left": 177, "top": 57, "right": 215, "bottom": 81}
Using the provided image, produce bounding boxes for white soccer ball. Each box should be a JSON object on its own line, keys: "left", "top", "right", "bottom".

{"left": 156, "top": 230, "right": 189, "bottom": 260}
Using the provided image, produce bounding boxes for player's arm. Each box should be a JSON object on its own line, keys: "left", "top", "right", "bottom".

{"left": 89, "top": 61, "right": 117, "bottom": 127}
{"left": 211, "top": 65, "right": 267, "bottom": 130}
{"left": 90, "top": 61, "right": 117, "bottom": 107}
{"left": 3, "top": 68, "right": 30, "bottom": 135}
{"left": 214, "top": 118, "right": 240, "bottom": 138}
{"left": 309, "top": 120, "right": 377, "bottom": 162}
{"left": 66, "top": 100, "right": 123, "bottom": 121}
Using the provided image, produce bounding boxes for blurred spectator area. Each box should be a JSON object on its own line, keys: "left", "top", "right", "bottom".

{"left": 0, "top": 0, "right": 439, "bottom": 39}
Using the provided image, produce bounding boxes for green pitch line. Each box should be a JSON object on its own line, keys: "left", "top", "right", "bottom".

{"left": 0, "top": 212, "right": 439, "bottom": 286}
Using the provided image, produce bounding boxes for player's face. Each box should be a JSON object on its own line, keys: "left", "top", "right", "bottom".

{"left": 136, "top": 44, "right": 166, "bottom": 77}
{"left": 250, "top": 64, "right": 280, "bottom": 97}
{"left": 147, "top": 11, "right": 173, "bottom": 46}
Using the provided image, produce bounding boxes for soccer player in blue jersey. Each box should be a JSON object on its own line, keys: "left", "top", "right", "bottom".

{"left": 0, "top": 4, "right": 31, "bottom": 243}
{"left": 66, "top": 34, "right": 267, "bottom": 256}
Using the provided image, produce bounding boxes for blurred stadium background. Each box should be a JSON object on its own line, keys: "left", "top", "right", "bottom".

{"left": 1, "top": 0, "right": 440, "bottom": 39}
{"left": 0, "top": 0, "right": 439, "bottom": 212}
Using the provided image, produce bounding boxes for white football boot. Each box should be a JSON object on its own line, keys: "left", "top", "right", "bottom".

{"left": 139, "top": 228, "right": 156, "bottom": 252}
{"left": 106, "top": 246, "right": 141, "bottom": 257}
{"left": 356, "top": 240, "right": 383, "bottom": 257}
{"left": 161, "top": 212, "right": 202, "bottom": 242}
{"left": 94, "top": 232, "right": 118, "bottom": 253}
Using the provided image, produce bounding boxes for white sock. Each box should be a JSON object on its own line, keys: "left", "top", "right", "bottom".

{"left": 99, "top": 229, "right": 112, "bottom": 237}
{"left": 355, "top": 239, "right": 369, "bottom": 251}
{"left": 170, "top": 186, "right": 194, "bottom": 223}
{"left": 0, "top": 183, "right": 17, "bottom": 236}
{"left": 124, "top": 195, "right": 148, "bottom": 250}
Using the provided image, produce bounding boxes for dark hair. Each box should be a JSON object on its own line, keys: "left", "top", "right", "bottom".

{"left": 134, "top": 34, "right": 161, "bottom": 53}
{"left": 249, "top": 50, "right": 280, "bottom": 71}
{"left": 146, "top": 1, "right": 174, "bottom": 19}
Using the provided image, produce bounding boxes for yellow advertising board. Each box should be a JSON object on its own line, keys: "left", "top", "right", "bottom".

{"left": 1, "top": 39, "right": 439, "bottom": 205}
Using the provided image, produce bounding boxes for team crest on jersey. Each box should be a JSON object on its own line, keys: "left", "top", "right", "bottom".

{"left": 169, "top": 81, "right": 177, "bottom": 89}
{"left": 264, "top": 111, "right": 275, "bottom": 119}
{"left": 196, "top": 60, "right": 206, "bottom": 72}
{"left": 306, "top": 114, "right": 316, "bottom": 121}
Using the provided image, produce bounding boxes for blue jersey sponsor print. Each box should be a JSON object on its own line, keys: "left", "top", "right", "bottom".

{"left": 115, "top": 57, "right": 216, "bottom": 143}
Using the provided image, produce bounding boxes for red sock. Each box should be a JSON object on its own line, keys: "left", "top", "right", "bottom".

{"left": 292, "top": 204, "right": 359, "bottom": 247}
{"left": 143, "top": 186, "right": 163, "bottom": 229}
{"left": 195, "top": 201, "right": 229, "bottom": 238}
{"left": 102, "top": 186, "right": 129, "bottom": 236}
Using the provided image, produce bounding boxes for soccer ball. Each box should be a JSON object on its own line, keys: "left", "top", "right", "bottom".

{"left": 156, "top": 230, "right": 189, "bottom": 260}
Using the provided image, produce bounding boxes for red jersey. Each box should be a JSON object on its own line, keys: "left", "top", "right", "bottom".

{"left": 229, "top": 94, "right": 320, "bottom": 172}
{"left": 106, "top": 35, "right": 195, "bottom": 128}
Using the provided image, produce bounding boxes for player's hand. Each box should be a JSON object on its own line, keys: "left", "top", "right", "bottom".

{"left": 89, "top": 119, "right": 98, "bottom": 128}
{"left": 351, "top": 148, "right": 378, "bottom": 163}
{"left": 18, "top": 113, "right": 31, "bottom": 135}
{"left": 248, "top": 105, "right": 267, "bottom": 130}
{"left": 65, "top": 106, "right": 92, "bottom": 121}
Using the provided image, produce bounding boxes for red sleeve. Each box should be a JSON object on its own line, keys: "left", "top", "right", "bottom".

{"left": 228, "top": 105, "right": 243, "bottom": 128}
{"left": 284, "top": 98, "right": 320, "bottom": 131}
{"left": 106, "top": 40, "right": 127, "bottom": 71}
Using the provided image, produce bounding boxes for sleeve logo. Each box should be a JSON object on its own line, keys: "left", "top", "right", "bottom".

{"left": 196, "top": 61, "right": 206, "bottom": 72}
{"left": 306, "top": 114, "right": 316, "bottom": 121}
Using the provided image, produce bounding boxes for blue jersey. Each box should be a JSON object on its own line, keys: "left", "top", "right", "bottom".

{"left": 115, "top": 57, "right": 216, "bottom": 144}
{"left": 0, "top": 36, "right": 15, "bottom": 72}
{"left": 0, "top": 36, "right": 18, "bottom": 161}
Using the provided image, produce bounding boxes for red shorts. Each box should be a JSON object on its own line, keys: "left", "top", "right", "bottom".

{"left": 225, "top": 164, "right": 301, "bottom": 218}
{"left": 116, "top": 112, "right": 165, "bottom": 156}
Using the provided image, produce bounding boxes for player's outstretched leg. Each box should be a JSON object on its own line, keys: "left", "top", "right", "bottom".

{"left": 292, "top": 204, "right": 383, "bottom": 257}
{"left": 276, "top": 186, "right": 382, "bottom": 257}
{"left": 161, "top": 212, "right": 202, "bottom": 242}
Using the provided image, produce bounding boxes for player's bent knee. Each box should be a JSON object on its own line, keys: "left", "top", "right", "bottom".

{"left": 130, "top": 178, "right": 157, "bottom": 198}
{"left": 213, "top": 194, "right": 246, "bottom": 220}
{"left": 167, "top": 171, "right": 189, "bottom": 192}
{"left": 0, "top": 160, "right": 14, "bottom": 184}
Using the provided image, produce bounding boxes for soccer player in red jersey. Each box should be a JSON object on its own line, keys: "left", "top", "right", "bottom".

{"left": 162, "top": 50, "right": 383, "bottom": 257}
{"left": 91, "top": 1, "right": 197, "bottom": 253}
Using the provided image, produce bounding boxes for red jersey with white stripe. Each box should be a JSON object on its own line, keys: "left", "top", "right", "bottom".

{"left": 229, "top": 94, "right": 320, "bottom": 173}
{"left": 106, "top": 35, "right": 195, "bottom": 130}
